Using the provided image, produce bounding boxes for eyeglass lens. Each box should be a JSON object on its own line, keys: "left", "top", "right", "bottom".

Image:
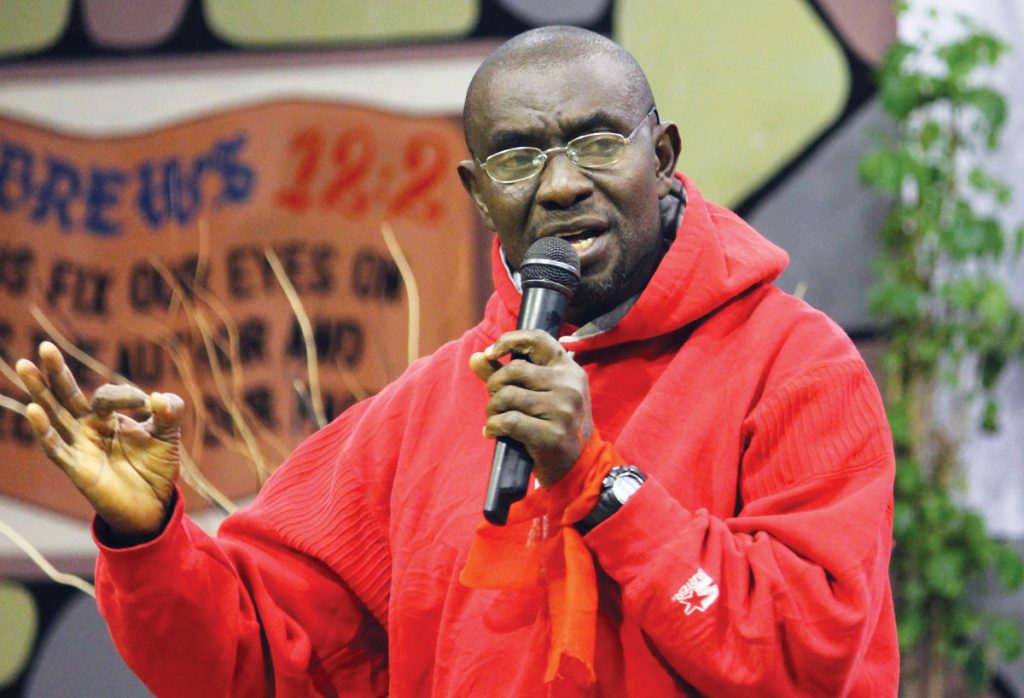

{"left": 484, "top": 134, "right": 626, "bottom": 182}
{"left": 482, "top": 106, "right": 655, "bottom": 183}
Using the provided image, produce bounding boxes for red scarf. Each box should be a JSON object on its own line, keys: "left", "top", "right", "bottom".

{"left": 460, "top": 429, "right": 625, "bottom": 691}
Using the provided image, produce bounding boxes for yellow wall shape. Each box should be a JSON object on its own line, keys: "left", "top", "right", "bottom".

{"left": 616, "top": 0, "right": 849, "bottom": 207}
{"left": 0, "top": 0, "right": 71, "bottom": 57}
{"left": 205, "top": 0, "right": 479, "bottom": 45}
{"left": 0, "top": 581, "right": 38, "bottom": 688}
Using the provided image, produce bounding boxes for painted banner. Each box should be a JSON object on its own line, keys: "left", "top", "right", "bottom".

{"left": 0, "top": 101, "right": 481, "bottom": 520}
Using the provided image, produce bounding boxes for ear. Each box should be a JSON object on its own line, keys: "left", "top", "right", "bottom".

{"left": 457, "top": 160, "right": 496, "bottom": 230}
{"left": 653, "top": 121, "right": 682, "bottom": 198}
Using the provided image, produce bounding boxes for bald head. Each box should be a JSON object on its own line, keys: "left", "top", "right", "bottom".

{"left": 463, "top": 26, "right": 655, "bottom": 156}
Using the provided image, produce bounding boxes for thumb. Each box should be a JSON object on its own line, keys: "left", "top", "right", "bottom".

{"left": 148, "top": 392, "right": 184, "bottom": 442}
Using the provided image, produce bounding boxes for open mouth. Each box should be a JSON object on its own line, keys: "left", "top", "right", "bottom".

{"left": 557, "top": 230, "right": 602, "bottom": 254}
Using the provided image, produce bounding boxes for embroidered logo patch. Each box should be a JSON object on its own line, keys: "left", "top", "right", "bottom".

{"left": 671, "top": 568, "right": 719, "bottom": 615}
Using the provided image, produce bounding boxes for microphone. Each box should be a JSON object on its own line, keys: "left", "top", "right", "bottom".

{"left": 483, "top": 236, "right": 580, "bottom": 525}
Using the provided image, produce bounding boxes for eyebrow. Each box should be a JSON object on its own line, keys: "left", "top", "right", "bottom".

{"left": 485, "top": 110, "right": 628, "bottom": 154}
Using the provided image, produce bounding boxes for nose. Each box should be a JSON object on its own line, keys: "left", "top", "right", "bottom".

{"left": 535, "top": 151, "right": 593, "bottom": 209}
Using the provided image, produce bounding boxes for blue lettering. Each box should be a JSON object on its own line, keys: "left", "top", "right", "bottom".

{"left": 136, "top": 157, "right": 204, "bottom": 228}
{"left": 0, "top": 140, "right": 34, "bottom": 212}
{"left": 136, "top": 160, "right": 172, "bottom": 228}
{"left": 6, "top": 131, "right": 255, "bottom": 236}
{"left": 85, "top": 167, "right": 128, "bottom": 236}
{"left": 213, "top": 134, "right": 256, "bottom": 205}
{"left": 172, "top": 158, "right": 204, "bottom": 225}
{"left": 30, "top": 156, "right": 80, "bottom": 231}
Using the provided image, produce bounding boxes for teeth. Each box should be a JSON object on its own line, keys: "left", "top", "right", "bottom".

{"left": 570, "top": 237, "right": 594, "bottom": 253}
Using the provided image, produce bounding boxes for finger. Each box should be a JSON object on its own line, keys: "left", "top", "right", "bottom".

{"left": 38, "top": 341, "right": 91, "bottom": 418}
{"left": 147, "top": 392, "right": 184, "bottom": 442}
{"left": 24, "top": 403, "right": 81, "bottom": 476}
{"left": 91, "top": 384, "right": 149, "bottom": 416}
{"left": 15, "top": 359, "right": 79, "bottom": 445}
{"left": 485, "top": 358, "right": 549, "bottom": 395}
{"left": 469, "top": 351, "right": 502, "bottom": 382}
{"left": 483, "top": 410, "right": 565, "bottom": 451}
{"left": 486, "top": 385, "right": 549, "bottom": 419}
{"left": 483, "top": 330, "right": 567, "bottom": 366}
{"left": 86, "top": 384, "right": 148, "bottom": 437}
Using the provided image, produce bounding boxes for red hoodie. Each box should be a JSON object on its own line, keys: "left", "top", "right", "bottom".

{"left": 95, "top": 175, "right": 898, "bottom": 697}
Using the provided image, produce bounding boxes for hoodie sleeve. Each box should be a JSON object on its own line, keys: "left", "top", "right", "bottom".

{"left": 94, "top": 397, "right": 394, "bottom": 698}
{"left": 583, "top": 358, "right": 896, "bottom": 697}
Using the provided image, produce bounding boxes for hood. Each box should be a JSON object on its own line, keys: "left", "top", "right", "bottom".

{"left": 486, "top": 173, "right": 789, "bottom": 353}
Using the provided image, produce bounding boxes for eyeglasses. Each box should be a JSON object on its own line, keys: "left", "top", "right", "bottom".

{"left": 476, "top": 106, "right": 658, "bottom": 184}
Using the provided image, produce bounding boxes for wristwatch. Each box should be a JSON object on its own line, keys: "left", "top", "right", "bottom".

{"left": 575, "top": 465, "right": 647, "bottom": 535}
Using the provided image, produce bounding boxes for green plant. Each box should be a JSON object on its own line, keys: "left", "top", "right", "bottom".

{"left": 859, "top": 10, "right": 1024, "bottom": 697}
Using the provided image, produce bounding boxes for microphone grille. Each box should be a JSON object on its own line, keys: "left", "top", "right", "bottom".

{"left": 519, "top": 237, "right": 581, "bottom": 292}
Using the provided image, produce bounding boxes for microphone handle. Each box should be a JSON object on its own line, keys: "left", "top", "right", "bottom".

{"left": 483, "top": 286, "right": 569, "bottom": 525}
{"left": 483, "top": 434, "right": 533, "bottom": 525}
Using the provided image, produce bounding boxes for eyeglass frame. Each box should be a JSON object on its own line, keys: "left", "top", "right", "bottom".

{"left": 474, "top": 105, "right": 659, "bottom": 185}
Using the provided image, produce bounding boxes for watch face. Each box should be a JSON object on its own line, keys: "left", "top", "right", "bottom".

{"left": 610, "top": 475, "right": 643, "bottom": 503}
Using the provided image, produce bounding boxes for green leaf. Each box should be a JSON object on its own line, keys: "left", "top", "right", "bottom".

{"left": 877, "top": 41, "right": 915, "bottom": 91}
{"left": 897, "top": 608, "right": 926, "bottom": 651}
{"left": 894, "top": 456, "right": 921, "bottom": 493}
{"left": 979, "top": 283, "right": 1011, "bottom": 325}
{"left": 962, "top": 513, "right": 992, "bottom": 556}
{"left": 902, "top": 577, "right": 928, "bottom": 606}
{"left": 949, "top": 604, "right": 983, "bottom": 639}
{"left": 924, "top": 550, "right": 966, "bottom": 599}
{"left": 941, "top": 278, "right": 977, "bottom": 311}
{"left": 996, "top": 546, "right": 1024, "bottom": 590}
{"left": 963, "top": 643, "right": 990, "bottom": 692}
{"left": 859, "top": 150, "right": 906, "bottom": 193}
{"left": 869, "top": 279, "right": 920, "bottom": 321}
{"left": 946, "top": 204, "right": 1005, "bottom": 260}
{"left": 978, "top": 218, "right": 1005, "bottom": 257}
{"left": 912, "top": 337, "right": 942, "bottom": 368}
{"left": 980, "top": 350, "right": 1008, "bottom": 390}
{"left": 991, "top": 617, "right": 1024, "bottom": 661}
{"left": 921, "top": 488, "right": 958, "bottom": 528}
{"left": 892, "top": 500, "right": 915, "bottom": 537}
{"left": 888, "top": 405, "right": 912, "bottom": 449}
{"left": 919, "top": 121, "right": 943, "bottom": 151}
{"left": 947, "top": 641, "right": 971, "bottom": 669}
{"left": 938, "top": 31, "right": 1007, "bottom": 81}
{"left": 961, "top": 87, "right": 1008, "bottom": 148}
{"left": 981, "top": 398, "right": 999, "bottom": 432}
{"left": 968, "top": 166, "right": 1011, "bottom": 203}
{"left": 880, "top": 71, "right": 938, "bottom": 119}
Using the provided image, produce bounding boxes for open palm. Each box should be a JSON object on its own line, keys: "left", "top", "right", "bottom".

{"left": 16, "top": 342, "right": 184, "bottom": 540}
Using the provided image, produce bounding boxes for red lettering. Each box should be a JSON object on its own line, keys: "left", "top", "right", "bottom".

{"left": 320, "top": 126, "right": 375, "bottom": 217}
{"left": 276, "top": 128, "right": 325, "bottom": 213}
{"left": 387, "top": 133, "right": 446, "bottom": 224}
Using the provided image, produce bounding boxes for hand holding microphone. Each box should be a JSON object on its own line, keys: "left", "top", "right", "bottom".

{"left": 470, "top": 237, "right": 589, "bottom": 525}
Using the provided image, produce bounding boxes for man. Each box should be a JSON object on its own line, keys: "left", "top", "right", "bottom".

{"left": 16, "top": 26, "right": 898, "bottom": 697}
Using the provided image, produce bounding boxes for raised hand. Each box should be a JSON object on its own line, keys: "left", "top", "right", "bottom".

{"left": 16, "top": 341, "right": 184, "bottom": 542}
{"left": 469, "top": 329, "right": 593, "bottom": 486}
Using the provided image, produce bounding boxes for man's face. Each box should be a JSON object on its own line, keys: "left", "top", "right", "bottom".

{"left": 459, "top": 54, "right": 679, "bottom": 326}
